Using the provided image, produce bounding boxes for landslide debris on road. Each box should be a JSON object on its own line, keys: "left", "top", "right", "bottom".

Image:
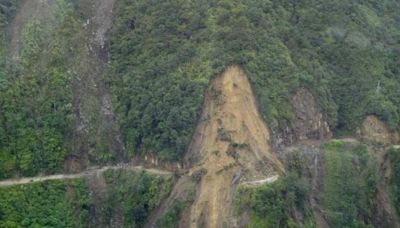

{"left": 185, "top": 65, "right": 284, "bottom": 228}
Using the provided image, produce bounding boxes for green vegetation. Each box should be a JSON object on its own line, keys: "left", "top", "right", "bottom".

{"left": 0, "top": 0, "right": 19, "bottom": 100}
{"left": 0, "top": 0, "right": 18, "bottom": 29}
{"left": 388, "top": 147, "right": 400, "bottom": 216}
{"left": 321, "top": 140, "right": 377, "bottom": 227}
{"left": 0, "top": 1, "right": 81, "bottom": 179}
{"left": 157, "top": 200, "right": 186, "bottom": 228}
{"left": 156, "top": 181, "right": 195, "bottom": 228}
{"left": 101, "top": 169, "right": 172, "bottom": 227}
{"left": 0, "top": 179, "right": 90, "bottom": 227}
{"left": 0, "top": 170, "right": 171, "bottom": 227}
{"left": 111, "top": 0, "right": 400, "bottom": 160}
{"left": 0, "top": 0, "right": 400, "bottom": 226}
{"left": 157, "top": 183, "right": 196, "bottom": 228}
{"left": 236, "top": 148, "right": 314, "bottom": 228}
{"left": 0, "top": 0, "right": 120, "bottom": 179}
{"left": 235, "top": 141, "right": 381, "bottom": 227}
{"left": 236, "top": 173, "right": 314, "bottom": 227}
{"left": 0, "top": 0, "right": 399, "bottom": 174}
{"left": 110, "top": 0, "right": 211, "bottom": 161}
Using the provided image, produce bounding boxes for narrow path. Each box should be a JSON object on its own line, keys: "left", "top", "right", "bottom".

{"left": 240, "top": 175, "right": 279, "bottom": 187}
{"left": 0, "top": 165, "right": 172, "bottom": 188}
{"left": 336, "top": 137, "right": 359, "bottom": 143}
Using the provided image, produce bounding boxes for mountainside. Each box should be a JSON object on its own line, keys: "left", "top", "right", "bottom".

{"left": 0, "top": 0, "right": 400, "bottom": 227}
{"left": 184, "top": 66, "right": 283, "bottom": 227}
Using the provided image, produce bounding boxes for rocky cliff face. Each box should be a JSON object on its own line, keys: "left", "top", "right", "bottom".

{"left": 270, "top": 88, "right": 331, "bottom": 148}
{"left": 360, "top": 115, "right": 399, "bottom": 145}
{"left": 291, "top": 88, "right": 332, "bottom": 141}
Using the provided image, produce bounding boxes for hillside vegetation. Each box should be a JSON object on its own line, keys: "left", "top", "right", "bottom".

{"left": 321, "top": 141, "right": 377, "bottom": 227}
{"left": 0, "top": 179, "right": 90, "bottom": 227}
{"left": 388, "top": 148, "right": 400, "bottom": 216}
{"left": 0, "top": 0, "right": 399, "bottom": 173}
{"left": 111, "top": 0, "right": 400, "bottom": 160}
{"left": 0, "top": 0, "right": 400, "bottom": 227}
{"left": 235, "top": 140, "right": 391, "bottom": 227}
{"left": 0, "top": 0, "right": 82, "bottom": 179}
{"left": 0, "top": 170, "right": 170, "bottom": 227}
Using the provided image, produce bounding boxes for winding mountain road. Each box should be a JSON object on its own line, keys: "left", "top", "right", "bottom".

{"left": 0, "top": 165, "right": 172, "bottom": 188}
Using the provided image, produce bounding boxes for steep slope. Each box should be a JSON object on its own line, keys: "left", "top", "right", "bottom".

{"left": 0, "top": 170, "right": 171, "bottom": 227}
{"left": 0, "top": 0, "right": 125, "bottom": 178}
{"left": 1, "top": 0, "right": 400, "bottom": 227}
{"left": 360, "top": 115, "right": 399, "bottom": 145}
{"left": 109, "top": 0, "right": 400, "bottom": 162}
{"left": 185, "top": 66, "right": 284, "bottom": 227}
{"left": 69, "top": 0, "right": 125, "bottom": 170}
{"left": 270, "top": 88, "right": 332, "bottom": 148}
{"left": 8, "top": 0, "right": 56, "bottom": 62}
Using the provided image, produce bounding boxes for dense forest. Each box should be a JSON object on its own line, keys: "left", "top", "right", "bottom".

{"left": 0, "top": 0, "right": 79, "bottom": 179}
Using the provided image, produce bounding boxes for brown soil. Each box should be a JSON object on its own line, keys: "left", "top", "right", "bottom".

{"left": 64, "top": 154, "right": 85, "bottom": 173}
{"left": 185, "top": 65, "right": 284, "bottom": 228}
{"left": 360, "top": 115, "right": 399, "bottom": 144}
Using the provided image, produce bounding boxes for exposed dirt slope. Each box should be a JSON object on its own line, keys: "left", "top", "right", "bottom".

{"left": 360, "top": 115, "right": 399, "bottom": 144}
{"left": 185, "top": 65, "right": 284, "bottom": 228}
{"left": 291, "top": 88, "right": 331, "bottom": 141}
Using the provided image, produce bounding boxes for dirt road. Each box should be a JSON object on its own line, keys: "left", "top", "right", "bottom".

{"left": 0, "top": 165, "right": 172, "bottom": 188}
{"left": 240, "top": 175, "right": 279, "bottom": 187}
